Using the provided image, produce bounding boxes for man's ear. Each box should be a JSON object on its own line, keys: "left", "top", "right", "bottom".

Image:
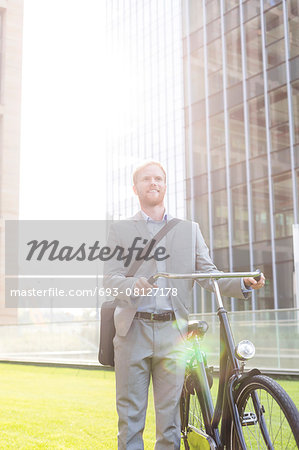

{"left": 133, "top": 184, "right": 137, "bottom": 195}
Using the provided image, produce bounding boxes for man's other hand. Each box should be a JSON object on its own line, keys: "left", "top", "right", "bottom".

{"left": 243, "top": 273, "right": 265, "bottom": 290}
{"left": 135, "top": 277, "right": 158, "bottom": 290}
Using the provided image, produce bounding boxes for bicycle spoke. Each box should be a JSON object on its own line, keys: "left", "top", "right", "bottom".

{"left": 232, "top": 377, "right": 299, "bottom": 450}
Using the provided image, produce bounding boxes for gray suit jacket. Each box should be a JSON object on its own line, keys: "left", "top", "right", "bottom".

{"left": 103, "top": 211, "right": 247, "bottom": 338}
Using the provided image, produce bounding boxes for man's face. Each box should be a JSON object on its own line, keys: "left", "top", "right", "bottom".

{"left": 133, "top": 164, "right": 166, "bottom": 208}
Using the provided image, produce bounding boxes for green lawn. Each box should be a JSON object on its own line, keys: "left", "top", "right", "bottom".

{"left": 0, "top": 363, "right": 298, "bottom": 449}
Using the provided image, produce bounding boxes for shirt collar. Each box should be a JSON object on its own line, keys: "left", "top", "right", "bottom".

{"left": 140, "top": 209, "right": 168, "bottom": 222}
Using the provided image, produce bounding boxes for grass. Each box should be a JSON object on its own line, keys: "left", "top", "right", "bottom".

{"left": 0, "top": 363, "right": 298, "bottom": 449}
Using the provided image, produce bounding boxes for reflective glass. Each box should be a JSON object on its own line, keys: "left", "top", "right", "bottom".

{"left": 206, "top": 0, "right": 220, "bottom": 23}
{"left": 269, "top": 86, "right": 290, "bottom": 151}
{"left": 189, "top": 28, "right": 204, "bottom": 53}
{"left": 267, "top": 38, "right": 286, "bottom": 68}
{"left": 269, "top": 86, "right": 289, "bottom": 127}
{"left": 206, "top": 18, "right": 221, "bottom": 43}
{"left": 292, "top": 80, "right": 299, "bottom": 144}
{"left": 271, "top": 148, "right": 291, "bottom": 175}
{"left": 267, "top": 63, "right": 286, "bottom": 91}
{"left": 189, "top": 0, "right": 203, "bottom": 34}
{"left": 225, "top": 0, "right": 239, "bottom": 12}
{"left": 211, "top": 167, "right": 226, "bottom": 191}
{"left": 229, "top": 105, "right": 246, "bottom": 164}
{"left": 250, "top": 154, "right": 269, "bottom": 181}
{"left": 252, "top": 179, "right": 271, "bottom": 241}
{"left": 243, "top": 0, "right": 260, "bottom": 22}
{"left": 265, "top": 3, "right": 284, "bottom": 45}
{"left": 276, "top": 260, "right": 294, "bottom": 308}
{"left": 210, "top": 113, "right": 225, "bottom": 150}
{"left": 211, "top": 146, "right": 226, "bottom": 170}
{"left": 224, "top": 6, "right": 239, "bottom": 32}
{"left": 189, "top": 49, "right": 206, "bottom": 103}
{"left": 245, "top": 17, "right": 263, "bottom": 77}
{"left": 212, "top": 190, "right": 229, "bottom": 249}
{"left": 248, "top": 95, "right": 267, "bottom": 157}
{"left": 195, "top": 194, "right": 210, "bottom": 243}
{"left": 208, "top": 39, "right": 223, "bottom": 95}
{"left": 271, "top": 122, "right": 290, "bottom": 151}
{"left": 213, "top": 223, "right": 229, "bottom": 249}
{"left": 192, "top": 120, "right": 207, "bottom": 176}
{"left": 273, "top": 173, "right": 294, "bottom": 238}
{"left": 226, "top": 28, "right": 243, "bottom": 86}
{"left": 288, "top": 0, "right": 299, "bottom": 58}
{"left": 232, "top": 185, "right": 249, "bottom": 245}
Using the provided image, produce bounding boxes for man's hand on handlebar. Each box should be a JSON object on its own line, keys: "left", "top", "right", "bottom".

{"left": 243, "top": 273, "right": 265, "bottom": 290}
{"left": 135, "top": 277, "right": 158, "bottom": 290}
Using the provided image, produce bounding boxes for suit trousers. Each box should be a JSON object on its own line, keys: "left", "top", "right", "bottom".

{"left": 113, "top": 317, "right": 186, "bottom": 450}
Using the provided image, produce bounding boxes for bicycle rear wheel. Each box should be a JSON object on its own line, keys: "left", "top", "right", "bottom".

{"left": 229, "top": 374, "right": 299, "bottom": 449}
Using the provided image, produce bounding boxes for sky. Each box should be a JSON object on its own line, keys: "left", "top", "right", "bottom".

{"left": 20, "top": 0, "right": 108, "bottom": 219}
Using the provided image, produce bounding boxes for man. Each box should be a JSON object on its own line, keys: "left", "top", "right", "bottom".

{"left": 104, "top": 160, "right": 265, "bottom": 449}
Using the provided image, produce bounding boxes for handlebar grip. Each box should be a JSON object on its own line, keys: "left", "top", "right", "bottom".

{"left": 254, "top": 269, "right": 261, "bottom": 282}
{"left": 147, "top": 276, "right": 156, "bottom": 285}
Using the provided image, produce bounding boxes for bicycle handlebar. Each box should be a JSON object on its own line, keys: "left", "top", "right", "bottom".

{"left": 148, "top": 270, "right": 261, "bottom": 285}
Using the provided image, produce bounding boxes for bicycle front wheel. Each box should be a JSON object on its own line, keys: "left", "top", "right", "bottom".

{"left": 229, "top": 374, "right": 299, "bottom": 449}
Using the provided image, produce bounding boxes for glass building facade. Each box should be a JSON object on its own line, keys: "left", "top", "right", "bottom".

{"left": 105, "top": 0, "right": 186, "bottom": 220}
{"left": 183, "top": 0, "right": 299, "bottom": 312}
{"left": 106, "top": 0, "right": 298, "bottom": 313}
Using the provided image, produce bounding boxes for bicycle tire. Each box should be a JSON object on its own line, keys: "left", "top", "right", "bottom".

{"left": 228, "top": 374, "right": 299, "bottom": 449}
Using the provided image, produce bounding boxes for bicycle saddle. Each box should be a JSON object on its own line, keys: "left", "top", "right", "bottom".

{"left": 188, "top": 320, "right": 209, "bottom": 337}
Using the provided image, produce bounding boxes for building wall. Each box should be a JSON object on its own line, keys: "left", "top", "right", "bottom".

{"left": 183, "top": 0, "right": 299, "bottom": 312}
{"left": 0, "top": 0, "right": 24, "bottom": 323}
{"left": 106, "top": 0, "right": 186, "bottom": 220}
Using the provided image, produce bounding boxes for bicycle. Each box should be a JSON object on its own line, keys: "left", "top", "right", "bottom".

{"left": 151, "top": 270, "right": 299, "bottom": 449}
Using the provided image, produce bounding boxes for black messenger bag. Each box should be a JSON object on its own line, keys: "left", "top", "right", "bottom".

{"left": 98, "top": 218, "right": 181, "bottom": 367}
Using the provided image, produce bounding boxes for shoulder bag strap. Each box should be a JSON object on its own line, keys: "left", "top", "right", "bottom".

{"left": 125, "top": 218, "right": 181, "bottom": 278}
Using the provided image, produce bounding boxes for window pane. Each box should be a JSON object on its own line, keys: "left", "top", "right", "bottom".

{"left": 271, "top": 122, "right": 290, "bottom": 151}
{"left": 210, "top": 113, "right": 225, "bottom": 150}
{"left": 206, "top": 0, "right": 220, "bottom": 23}
{"left": 288, "top": 0, "right": 299, "bottom": 59}
{"left": 232, "top": 185, "right": 249, "bottom": 245}
{"left": 276, "top": 260, "right": 294, "bottom": 308}
{"left": 252, "top": 179, "right": 271, "bottom": 241}
{"left": 267, "top": 38, "right": 286, "bottom": 68}
{"left": 186, "top": 0, "right": 203, "bottom": 35}
{"left": 190, "top": 49, "right": 206, "bottom": 103}
{"left": 212, "top": 190, "right": 228, "bottom": 249}
{"left": 208, "top": 39, "right": 223, "bottom": 95}
{"left": 195, "top": 194, "right": 210, "bottom": 245}
{"left": 225, "top": 0, "right": 239, "bottom": 12}
{"left": 249, "top": 95, "right": 267, "bottom": 157}
{"left": 273, "top": 173, "right": 294, "bottom": 238}
{"left": 243, "top": 0, "right": 260, "bottom": 22}
{"left": 265, "top": 3, "right": 285, "bottom": 45}
{"left": 269, "top": 86, "right": 288, "bottom": 127}
{"left": 226, "top": 28, "right": 243, "bottom": 86}
{"left": 206, "top": 18, "right": 221, "bottom": 43}
{"left": 192, "top": 120, "right": 207, "bottom": 175}
{"left": 245, "top": 17, "right": 263, "bottom": 77}
{"left": 211, "top": 146, "right": 226, "bottom": 170}
{"left": 229, "top": 105, "right": 246, "bottom": 163}
{"left": 269, "top": 86, "right": 290, "bottom": 151}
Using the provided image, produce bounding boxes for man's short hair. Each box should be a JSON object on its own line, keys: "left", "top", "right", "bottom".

{"left": 132, "top": 160, "right": 167, "bottom": 185}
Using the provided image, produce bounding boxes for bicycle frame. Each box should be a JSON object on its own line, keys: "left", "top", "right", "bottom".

{"left": 152, "top": 270, "right": 261, "bottom": 449}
